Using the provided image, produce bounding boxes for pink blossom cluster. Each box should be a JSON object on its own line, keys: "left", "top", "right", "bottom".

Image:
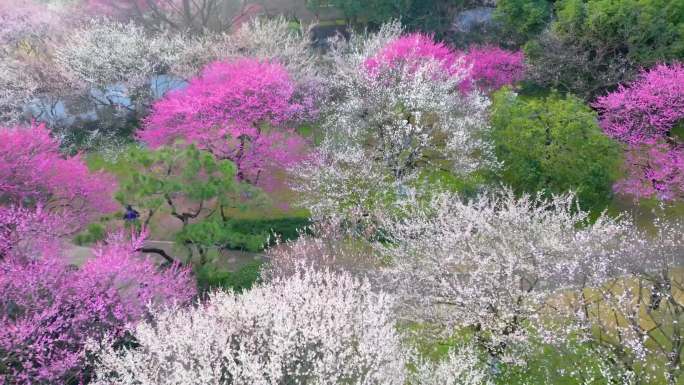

{"left": 139, "top": 58, "right": 313, "bottom": 188}
{"left": 594, "top": 63, "right": 684, "bottom": 201}
{"left": 0, "top": 205, "right": 65, "bottom": 259}
{"left": 363, "top": 33, "right": 524, "bottom": 94}
{"left": 363, "top": 33, "right": 461, "bottom": 77}
{"left": 0, "top": 225, "right": 196, "bottom": 384}
{"left": 0, "top": 123, "right": 117, "bottom": 223}
{"left": 459, "top": 45, "right": 525, "bottom": 94}
{"left": 613, "top": 140, "right": 684, "bottom": 201}
{"left": 594, "top": 63, "right": 684, "bottom": 144}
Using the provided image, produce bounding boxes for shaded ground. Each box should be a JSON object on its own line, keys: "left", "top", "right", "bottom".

{"left": 64, "top": 240, "right": 265, "bottom": 272}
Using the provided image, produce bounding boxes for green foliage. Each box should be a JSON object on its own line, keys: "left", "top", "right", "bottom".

{"left": 195, "top": 261, "right": 262, "bottom": 294}
{"left": 553, "top": 0, "right": 684, "bottom": 64}
{"left": 307, "top": 0, "right": 476, "bottom": 38}
{"left": 176, "top": 216, "right": 311, "bottom": 253}
{"left": 490, "top": 89, "right": 622, "bottom": 212}
{"left": 73, "top": 222, "right": 106, "bottom": 246}
{"left": 175, "top": 220, "right": 265, "bottom": 253}
{"left": 495, "top": 339, "right": 639, "bottom": 384}
{"left": 306, "top": 0, "right": 412, "bottom": 25}
{"left": 402, "top": 1, "right": 465, "bottom": 40}
{"left": 525, "top": 0, "right": 684, "bottom": 98}
{"left": 114, "top": 145, "right": 249, "bottom": 226}
{"left": 495, "top": 0, "right": 552, "bottom": 45}
{"left": 227, "top": 217, "right": 311, "bottom": 247}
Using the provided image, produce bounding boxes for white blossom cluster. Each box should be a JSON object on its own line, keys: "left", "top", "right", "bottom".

{"left": 54, "top": 19, "right": 209, "bottom": 98}
{"left": 374, "top": 189, "right": 634, "bottom": 358}
{"left": 215, "top": 17, "right": 321, "bottom": 83}
{"left": 408, "top": 343, "right": 495, "bottom": 385}
{"left": 292, "top": 26, "right": 495, "bottom": 224}
{"left": 264, "top": 185, "right": 683, "bottom": 381}
{"left": 0, "top": 59, "right": 37, "bottom": 124}
{"left": 550, "top": 217, "right": 684, "bottom": 384}
{"left": 90, "top": 263, "right": 407, "bottom": 385}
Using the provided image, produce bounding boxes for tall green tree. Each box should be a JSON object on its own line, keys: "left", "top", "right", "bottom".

{"left": 525, "top": 0, "right": 684, "bottom": 99}
{"left": 116, "top": 145, "right": 252, "bottom": 228}
{"left": 116, "top": 144, "right": 267, "bottom": 264}
{"left": 494, "top": 0, "right": 552, "bottom": 45}
{"left": 490, "top": 89, "right": 622, "bottom": 212}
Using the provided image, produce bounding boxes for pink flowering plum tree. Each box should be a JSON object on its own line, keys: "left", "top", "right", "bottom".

{"left": 460, "top": 46, "right": 525, "bottom": 94}
{"left": 595, "top": 63, "right": 684, "bottom": 144}
{"left": 140, "top": 58, "right": 314, "bottom": 189}
{"left": 363, "top": 32, "right": 462, "bottom": 77}
{"left": 362, "top": 31, "right": 524, "bottom": 94}
{"left": 0, "top": 123, "right": 117, "bottom": 225}
{"left": 594, "top": 63, "right": 684, "bottom": 201}
{"left": 0, "top": 205, "right": 66, "bottom": 260}
{"left": 0, "top": 230, "right": 196, "bottom": 384}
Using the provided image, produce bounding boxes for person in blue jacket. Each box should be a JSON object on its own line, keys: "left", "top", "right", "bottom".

{"left": 123, "top": 205, "right": 140, "bottom": 222}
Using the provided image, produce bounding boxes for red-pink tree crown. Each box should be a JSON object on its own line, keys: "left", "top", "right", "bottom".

{"left": 594, "top": 63, "right": 684, "bottom": 145}
{"left": 0, "top": 225, "right": 196, "bottom": 384}
{"left": 363, "top": 34, "right": 525, "bottom": 94}
{"left": 0, "top": 123, "right": 117, "bottom": 222}
{"left": 139, "top": 58, "right": 314, "bottom": 188}
{"left": 594, "top": 63, "right": 684, "bottom": 201}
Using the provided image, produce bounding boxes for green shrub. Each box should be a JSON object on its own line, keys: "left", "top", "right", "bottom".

{"left": 227, "top": 217, "right": 311, "bottom": 247}
{"left": 495, "top": 0, "right": 552, "bottom": 45}
{"left": 176, "top": 216, "right": 311, "bottom": 253}
{"left": 73, "top": 223, "right": 107, "bottom": 246}
{"left": 195, "top": 261, "right": 262, "bottom": 294}
{"left": 490, "top": 89, "right": 622, "bottom": 212}
{"left": 525, "top": 0, "right": 684, "bottom": 99}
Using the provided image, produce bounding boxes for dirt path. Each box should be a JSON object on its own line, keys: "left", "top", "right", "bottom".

{"left": 64, "top": 240, "right": 266, "bottom": 272}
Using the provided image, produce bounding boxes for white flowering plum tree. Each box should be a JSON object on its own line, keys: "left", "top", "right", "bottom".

{"left": 54, "top": 19, "right": 210, "bottom": 107}
{"left": 90, "top": 263, "right": 406, "bottom": 385}
{"left": 374, "top": 189, "right": 634, "bottom": 363}
{"left": 292, "top": 23, "right": 495, "bottom": 226}
{"left": 548, "top": 218, "right": 684, "bottom": 385}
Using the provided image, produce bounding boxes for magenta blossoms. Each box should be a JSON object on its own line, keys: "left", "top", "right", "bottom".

{"left": 363, "top": 33, "right": 524, "bottom": 94}
{"left": 0, "top": 123, "right": 117, "bottom": 222}
{"left": 614, "top": 140, "right": 684, "bottom": 201}
{"left": 460, "top": 46, "right": 525, "bottom": 94}
{"left": 0, "top": 205, "right": 66, "bottom": 259}
{"left": 594, "top": 63, "right": 684, "bottom": 201}
{"left": 140, "top": 58, "right": 314, "bottom": 187}
{"left": 0, "top": 231, "right": 196, "bottom": 384}
{"left": 595, "top": 63, "right": 684, "bottom": 144}
{"left": 363, "top": 32, "right": 461, "bottom": 76}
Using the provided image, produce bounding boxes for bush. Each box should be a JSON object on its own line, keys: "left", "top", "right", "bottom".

{"left": 494, "top": 0, "right": 552, "bottom": 45}
{"left": 73, "top": 222, "right": 107, "bottom": 246}
{"left": 525, "top": 0, "right": 684, "bottom": 99}
{"left": 227, "top": 217, "right": 311, "bottom": 246}
{"left": 195, "top": 261, "right": 262, "bottom": 294}
{"left": 0, "top": 231, "right": 195, "bottom": 384}
{"left": 490, "top": 89, "right": 622, "bottom": 211}
{"left": 176, "top": 216, "right": 311, "bottom": 253}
